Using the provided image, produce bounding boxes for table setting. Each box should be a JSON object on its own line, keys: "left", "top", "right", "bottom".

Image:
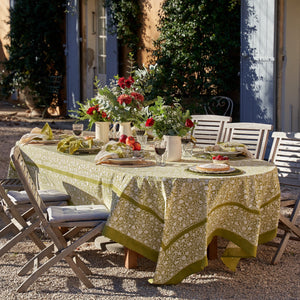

{"left": 10, "top": 86, "right": 281, "bottom": 286}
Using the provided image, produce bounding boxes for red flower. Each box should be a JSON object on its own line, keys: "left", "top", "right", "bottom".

{"left": 86, "top": 106, "right": 97, "bottom": 115}
{"left": 145, "top": 117, "right": 154, "bottom": 127}
{"left": 117, "top": 94, "right": 132, "bottom": 105}
{"left": 101, "top": 111, "right": 107, "bottom": 119}
{"left": 125, "top": 76, "right": 134, "bottom": 88}
{"left": 185, "top": 118, "right": 194, "bottom": 128}
{"left": 130, "top": 92, "right": 144, "bottom": 102}
{"left": 118, "top": 77, "right": 125, "bottom": 88}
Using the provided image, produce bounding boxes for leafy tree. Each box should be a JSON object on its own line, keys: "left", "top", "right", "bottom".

{"left": 1, "top": 0, "right": 65, "bottom": 108}
{"left": 150, "top": 0, "right": 240, "bottom": 111}
{"left": 105, "top": 0, "right": 142, "bottom": 59}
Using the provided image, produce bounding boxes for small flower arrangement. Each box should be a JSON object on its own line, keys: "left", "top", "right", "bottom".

{"left": 74, "top": 98, "right": 110, "bottom": 129}
{"left": 145, "top": 97, "right": 194, "bottom": 139}
{"left": 94, "top": 74, "right": 153, "bottom": 128}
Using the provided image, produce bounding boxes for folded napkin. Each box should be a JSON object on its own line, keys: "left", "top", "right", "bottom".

{"left": 19, "top": 123, "right": 53, "bottom": 145}
{"left": 204, "top": 142, "right": 253, "bottom": 158}
{"left": 57, "top": 136, "right": 103, "bottom": 155}
{"left": 95, "top": 141, "right": 133, "bottom": 164}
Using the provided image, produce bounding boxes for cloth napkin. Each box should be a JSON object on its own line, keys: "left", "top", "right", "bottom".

{"left": 19, "top": 123, "right": 53, "bottom": 145}
{"left": 95, "top": 141, "right": 133, "bottom": 164}
{"left": 57, "top": 136, "right": 102, "bottom": 155}
{"left": 205, "top": 142, "right": 253, "bottom": 158}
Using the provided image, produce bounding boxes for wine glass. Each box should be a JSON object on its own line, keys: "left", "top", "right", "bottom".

{"left": 72, "top": 124, "right": 83, "bottom": 136}
{"left": 181, "top": 134, "right": 194, "bottom": 157}
{"left": 154, "top": 140, "right": 167, "bottom": 166}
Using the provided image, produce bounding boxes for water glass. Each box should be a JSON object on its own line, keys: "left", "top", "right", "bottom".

{"left": 136, "top": 134, "right": 147, "bottom": 147}
{"left": 181, "top": 139, "right": 194, "bottom": 157}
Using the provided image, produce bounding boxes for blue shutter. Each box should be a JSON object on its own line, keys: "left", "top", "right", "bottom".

{"left": 106, "top": 10, "right": 118, "bottom": 84}
{"left": 66, "top": 0, "right": 81, "bottom": 113}
{"left": 240, "top": 0, "right": 276, "bottom": 125}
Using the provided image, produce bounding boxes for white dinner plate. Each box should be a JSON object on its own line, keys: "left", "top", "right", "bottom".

{"left": 189, "top": 165, "right": 236, "bottom": 174}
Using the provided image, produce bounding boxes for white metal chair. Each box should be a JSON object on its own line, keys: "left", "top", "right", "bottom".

{"left": 221, "top": 122, "right": 273, "bottom": 159}
{"left": 191, "top": 114, "right": 232, "bottom": 148}
{"left": 267, "top": 132, "right": 300, "bottom": 264}
{"left": 204, "top": 96, "right": 234, "bottom": 116}
{"left": 11, "top": 146, "right": 109, "bottom": 292}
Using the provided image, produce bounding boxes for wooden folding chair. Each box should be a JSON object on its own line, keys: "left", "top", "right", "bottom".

{"left": 0, "top": 178, "right": 23, "bottom": 191}
{"left": 221, "top": 122, "right": 273, "bottom": 159}
{"left": 0, "top": 183, "right": 71, "bottom": 258}
{"left": 267, "top": 132, "right": 300, "bottom": 264}
{"left": 11, "top": 146, "right": 109, "bottom": 292}
{"left": 191, "top": 114, "right": 232, "bottom": 148}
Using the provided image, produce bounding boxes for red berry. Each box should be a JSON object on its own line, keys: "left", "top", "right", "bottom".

{"left": 212, "top": 156, "right": 216, "bottom": 159}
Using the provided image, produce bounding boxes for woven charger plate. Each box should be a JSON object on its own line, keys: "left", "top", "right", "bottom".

{"left": 187, "top": 166, "right": 243, "bottom": 176}
{"left": 101, "top": 160, "right": 156, "bottom": 167}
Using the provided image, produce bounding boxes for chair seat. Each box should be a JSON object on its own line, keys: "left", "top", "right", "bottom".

{"left": 7, "top": 189, "right": 71, "bottom": 205}
{"left": 47, "top": 205, "right": 109, "bottom": 223}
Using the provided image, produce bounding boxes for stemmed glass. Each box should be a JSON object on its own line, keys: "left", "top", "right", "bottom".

{"left": 154, "top": 140, "right": 167, "bottom": 166}
{"left": 72, "top": 124, "right": 83, "bottom": 136}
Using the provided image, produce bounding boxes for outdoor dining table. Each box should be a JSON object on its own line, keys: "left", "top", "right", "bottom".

{"left": 8, "top": 143, "right": 281, "bottom": 285}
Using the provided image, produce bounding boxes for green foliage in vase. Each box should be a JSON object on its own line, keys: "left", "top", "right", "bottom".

{"left": 145, "top": 97, "right": 194, "bottom": 139}
{"left": 1, "top": 0, "right": 65, "bottom": 107}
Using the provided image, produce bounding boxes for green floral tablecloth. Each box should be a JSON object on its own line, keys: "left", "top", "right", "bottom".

{"left": 9, "top": 144, "right": 281, "bottom": 284}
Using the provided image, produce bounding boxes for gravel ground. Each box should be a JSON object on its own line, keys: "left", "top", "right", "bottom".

{"left": 0, "top": 105, "right": 299, "bottom": 299}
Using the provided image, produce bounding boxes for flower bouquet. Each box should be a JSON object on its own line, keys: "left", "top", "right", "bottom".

{"left": 145, "top": 97, "right": 194, "bottom": 139}
{"left": 93, "top": 74, "right": 153, "bottom": 129}
{"left": 145, "top": 97, "right": 194, "bottom": 161}
{"left": 72, "top": 98, "right": 110, "bottom": 130}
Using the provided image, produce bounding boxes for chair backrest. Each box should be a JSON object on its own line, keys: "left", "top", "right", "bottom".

{"left": 191, "top": 114, "right": 232, "bottom": 148}
{"left": 0, "top": 183, "right": 28, "bottom": 227}
{"left": 10, "top": 146, "right": 48, "bottom": 223}
{"left": 222, "top": 122, "right": 273, "bottom": 160}
{"left": 268, "top": 132, "right": 300, "bottom": 188}
{"left": 204, "top": 96, "right": 234, "bottom": 116}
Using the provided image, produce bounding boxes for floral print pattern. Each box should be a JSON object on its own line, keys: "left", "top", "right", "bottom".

{"left": 10, "top": 145, "right": 281, "bottom": 285}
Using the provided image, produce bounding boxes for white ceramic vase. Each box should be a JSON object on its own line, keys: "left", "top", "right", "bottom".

{"left": 119, "top": 122, "right": 132, "bottom": 137}
{"left": 163, "top": 135, "right": 182, "bottom": 162}
{"left": 95, "top": 122, "right": 110, "bottom": 143}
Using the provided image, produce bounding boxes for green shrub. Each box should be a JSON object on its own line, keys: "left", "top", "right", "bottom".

{"left": 1, "top": 0, "right": 65, "bottom": 108}
{"left": 150, "top": 0, "right": 240, "bottom": 111}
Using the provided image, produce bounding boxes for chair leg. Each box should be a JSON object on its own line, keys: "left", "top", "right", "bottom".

{"left": 74, "top": 254, "right": 93, "bottom": 275}
{"left": 0, "top": 219, "right": 42, "bottom": 258}
{"left": 18, "top": 244, "right": 55, "bottom": 276}
{"left": 17, "top": 222, "right": 104, "bottom": 292}
{"left": 271, "top": 231, "right": 291, "bottom": 264}
{"left": 0, "top": 205, "right": 12, "bottom": 226}
{"left": 18, "top": 227, "right": 83, "bottom": 275}
{"left": 0, "top": 222, "right": 19, "bottom": 238}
